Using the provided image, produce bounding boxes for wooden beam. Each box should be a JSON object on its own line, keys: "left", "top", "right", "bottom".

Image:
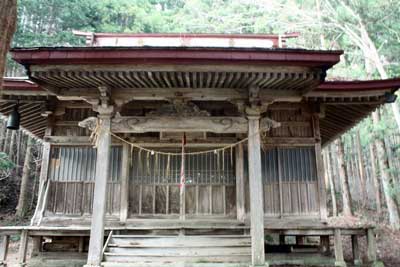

{"left": 44, "top": 135, "right": 239, "bottom": 147}
{"left": 262, "top": 137, "right": 317, "bottom": 146}
{"left": 247, "top": 116, "right": 265, "bottom": 266}
{"left": 85, "top": 111, "right": 113, "bottom": 267}
{"left": 78, "top": 115, "right": 278, "bottom": 134}
{"left": 112, "top": 116, "right": 247, "bottom": 133}
{"left": 235, "top": 143, "right": 245, "bottom": 222}
{"left": 50, "top": 86, "right": 304, "bottom": 103}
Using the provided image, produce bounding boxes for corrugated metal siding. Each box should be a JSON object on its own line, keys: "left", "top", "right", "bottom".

{"left": 48, "top": 146, "right": 122, "bottom": 181}
{"left": 130, "top": 149, "right": 235, "bottom": 185}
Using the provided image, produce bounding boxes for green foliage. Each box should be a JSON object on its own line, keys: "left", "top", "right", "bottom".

{"left": 0, "top": 153, "right": 14, "bottom": 171}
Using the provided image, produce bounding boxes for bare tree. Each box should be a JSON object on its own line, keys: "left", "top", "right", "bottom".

{"left": 325, "top": 144, "right": 337, "bottom": 216}
{"left": 372, "top": 111, "right": 400, "bottom": 229}
{"left": 0, "top": 0, "right": 17, "bottom": 89}
{"left": 16, "top": 136, "right": 32, "bottom": 217}
{"left": 369, "top": 142, "right": 382, "bottom": 215}
{"left": 323, "top": 0, "right": 400, "bottom": 131}
{"left": 336, "top": 138, "right": 353, "bottom": 217}
{"left": 355, "top": 130, "right": 367, "bottom": 208}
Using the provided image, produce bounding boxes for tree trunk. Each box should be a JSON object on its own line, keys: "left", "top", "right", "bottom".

{"left": 0, "top": 120, "right": 6, "bottom": 151}
{"left": 16, "top": 136, "right": 33, "bottom": 217}
{"left": 355, "top": 130, "right": 367, "bottom": 208}
{"left": 369, "top": 142, "right": 382, "bottom": 215}
{"left": 336, "top": 138, "right": 353, "bottom": 216}
{"left": 0, "top": 0, "right": 17, "bottom": 88}
{"left": 372, "top": 111, "right": 400, "bottom": 229}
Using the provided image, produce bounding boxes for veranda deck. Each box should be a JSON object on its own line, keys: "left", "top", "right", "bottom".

{"left": 0, "top": 218, "right": 380, "bottom": 267}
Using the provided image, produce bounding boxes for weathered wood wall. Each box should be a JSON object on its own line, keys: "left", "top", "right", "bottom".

{"left": 46, "top": 146, "right": 122, "bottom": 216}
{"left": 261, "top": 147, "right": 319, "bottom": 217}
{"left": 246, "top": 105, "right": 321, "bottom": 218}
{"left": 42, "top": 103, "right": 322, "bottom": 220}
{"left": 128, "top": 150, "right": 236, "bottom": 218}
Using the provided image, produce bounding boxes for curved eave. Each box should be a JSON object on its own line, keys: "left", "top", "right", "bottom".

{"left": 310, "top": 78, "right": 400, "bottom": 146}
{"left": 317, "top": 78, "right": 400, "bottom": 91}
{"left": 10, "top": 47, "right": 343, "bottom": 68}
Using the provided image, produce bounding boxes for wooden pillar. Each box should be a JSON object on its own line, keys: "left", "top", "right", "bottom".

{"left": 367, "top": 228, "right": 377, "bottom": 263}
{"left": 247, "top": 116, "right": 265, "bottom": 266}
{"left": 31, "top": 118, "right": 53, "bottom": 226}
{"left": 312, "top": 114, "right": 328, "bottom": 220}
{"left": 351, "top": 235, "right": 361, "bottom": 265}
{"left": 279, "top": 235, "right": 285, "bottom": 245}
{"left": 31, "top": 237, "right": 42, "bottom": 257}
{"left": 333, "top": 229, "right": 346, "bottom": 267}
{"left": 85, "top": 113, "right": 112, "bottom": 267}
{"left": 0, "top": 235, "right": 9, "bottom": 267}
{"left": 120, "top": 144, "right": 130, "bottom": 223}
{"left": 296, "top": 236, "right": 305, "bottom": 245}
{"left": 78, "top": 237, "right": 85, "bottom": 253}
{"left": 18, "top": 230, "right": 28, "bottom": 267}
{"left": 235, "top": 143, "right": 245, "bottom": 222}
{"left": 320, "top": 235, "right": 330, "bottom": 255}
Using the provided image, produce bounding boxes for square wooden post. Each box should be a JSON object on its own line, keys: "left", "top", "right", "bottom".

{"left": 85, "top": 113, "right": 112, "bottom": 267}
{"left": 351, "top": 235, "right": 361, "bottom": 266}
{"left": 247, "top": 116, "right": 265, "bottom": 267}
{"left": 119, "top": 143, "right": 130, "bottom": 223}
{"left": 312, "top": 114, "right": 328, "bottom": 220}
{"left": 236, "top": 143, "right": 246, "bottom": 222}
{"left": 0, "top": 235, "right": 9, "bottom": 267}
{"left": 18, "top": 230, "right": 28, "bottom": 267}
{"left": 367, "top": 228, "right": 378, "bottom": 263}
{"left": 320, "top": 235, "right": 330, "bottom": 256}
{"left": 31, "top": 118, "right": 53, "bottom": 226}
{"left": 333, "top": 229, "right": 346, "bottom": 267}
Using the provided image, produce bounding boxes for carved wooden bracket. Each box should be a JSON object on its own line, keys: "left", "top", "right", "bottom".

{"left": 79, "top": 115, "right": 280, "bottom": 134}
{"left": 146, "top": 100, "right": 210, "bottom": 117}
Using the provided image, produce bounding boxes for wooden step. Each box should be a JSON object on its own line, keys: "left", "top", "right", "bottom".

{"left": 101, "top": 261, "right": 249, "bottom": 267}
{"left": 109, "top": 236, "right": 251, "bottom": 248}
{"left": 105, "top": 246, "right": 251, "bottom": 256}
{"left": 111, "top": 235, "right": 251, "bottom": 238}
{"left": 103, "top": 254, "right": 250, "bottom": 263}
{"left": 102, "top": 234, "right": 251, "bottom": 264}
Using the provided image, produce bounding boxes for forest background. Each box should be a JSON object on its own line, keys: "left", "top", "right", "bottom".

{"left": 0, "top": 0, "right": 400, "bottom": 264}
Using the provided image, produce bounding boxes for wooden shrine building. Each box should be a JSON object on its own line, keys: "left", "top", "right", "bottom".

{"left": 1, "top": 33, "right": 400, "bottom": 267}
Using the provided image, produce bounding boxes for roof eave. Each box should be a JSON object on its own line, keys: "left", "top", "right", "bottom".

{"left": 10, "top": 47, "right": 343, "bottom": 69}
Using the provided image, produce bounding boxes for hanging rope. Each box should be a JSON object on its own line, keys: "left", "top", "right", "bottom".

{"left": 110, "top": 132, "right": 250, "bottom": 156}
{"left": 89, "top": 118, "right": 267, "bottom": 156}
